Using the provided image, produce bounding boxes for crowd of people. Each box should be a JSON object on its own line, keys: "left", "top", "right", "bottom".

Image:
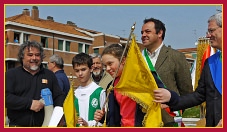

{"left": 5, "top": 12, "right": 222, "bottom": 127}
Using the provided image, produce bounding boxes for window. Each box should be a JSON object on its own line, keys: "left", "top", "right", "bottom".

{"left": 23, "top": 33, "right": 30, "bottom": 43}
{"left": 66, "top": 41, "right": 70, "bottom": 51}
{"left": 78, "top": 43, "right": 83, "bottom": 53}
{"left": 85, "top": 45, "right": 89, "bottom": 54}
{"left": 58, "top": 40, "right": 63, "bottom": 50}
{"left": 94, "top": 48, "right": 99, "bottom": 54}
{"left": 5, "top": 31, "right": 8, "bottom": 44}
{"left": 78, "top": 43, "right": 90, "bottom": 53}
{"left": 6, "top": 61, "right": 15, "bottom": 71}
{"left": 14, "top": 32, "right": 20, "bottom": 43}
{"left": 41, "top": 36, "right": 48, "bottom": 48}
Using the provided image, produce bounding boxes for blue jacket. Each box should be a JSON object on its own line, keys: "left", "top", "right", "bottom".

{"left": 55, "top": 70, "right": 70, "bottom": 96}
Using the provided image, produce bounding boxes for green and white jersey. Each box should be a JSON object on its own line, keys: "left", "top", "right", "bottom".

{"left": 74, "top": 82, "right": 105, "bottom": 126}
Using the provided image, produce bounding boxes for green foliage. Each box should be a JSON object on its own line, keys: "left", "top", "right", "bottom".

{"left": 182, "top": 106, "right": 200, "bottom": 118}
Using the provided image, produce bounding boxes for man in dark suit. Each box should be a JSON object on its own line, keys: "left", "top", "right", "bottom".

{"left": 141, "top": 17, "right": 193, "bottom": 126}
{"left": 154, "top": 12, "right": 222, "bottom": 127}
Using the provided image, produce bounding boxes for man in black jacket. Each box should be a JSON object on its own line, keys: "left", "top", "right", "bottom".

{"left": 6, "top": 41, "right": 65, "bottom": 127}
{"left": 153, "top": 12, "right": 222, "bottom": 127}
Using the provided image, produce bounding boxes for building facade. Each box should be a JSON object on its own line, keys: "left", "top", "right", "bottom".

{"left": 5, "top": 6, "right": 196, "bottom": 87}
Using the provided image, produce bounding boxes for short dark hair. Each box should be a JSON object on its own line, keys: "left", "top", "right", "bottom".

{"left": 72, "top": 53, "right": 93, "bottom": 69}
{"left": 143, "top": 17, "right": 166, "bottom": 40}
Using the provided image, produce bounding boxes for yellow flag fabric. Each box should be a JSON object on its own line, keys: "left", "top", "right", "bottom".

{"left": 63, "top": 83, "right": 78, "bottom": 127}
{"left": 114, "top": 35, "right": 163, "bottom": 127}
{"left": 194, "top": 38, "right": 216, "bottom": 120}
{"left": 194, "top": 39, "right": 210, "bottom": 89}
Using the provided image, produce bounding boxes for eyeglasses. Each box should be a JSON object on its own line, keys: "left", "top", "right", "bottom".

{"left": 47, "top": 62, "right": 53, "bottom": 64}
{"left": 207, "top": 27, "right": 220, "bottom": 34}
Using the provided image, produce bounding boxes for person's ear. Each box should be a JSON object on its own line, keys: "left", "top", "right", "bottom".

{"left": 52, "top": 62, "right": 56, "bottom": 67}
{"left": 158, "top": 30, "right": 163, "bottom": 38}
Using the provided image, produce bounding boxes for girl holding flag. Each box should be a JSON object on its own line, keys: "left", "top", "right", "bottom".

{"left": 94, "top": 44, "right": 145, "bottom": 127}
{"left": 94, "top": 42, "right": 179, "bottom": 127}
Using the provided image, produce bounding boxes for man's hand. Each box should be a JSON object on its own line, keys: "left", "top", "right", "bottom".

{"left": 153, "top": 88, "right": 171, "bottom": 103}
{"left": 30, "top": 100, "right": 44, "bottom": 112}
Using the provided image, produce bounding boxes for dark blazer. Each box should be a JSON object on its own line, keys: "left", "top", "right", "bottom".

{"left": 170, "top": 58, "right": 222, "bottom": 127}
{"left": 155, "top": 45, "right": 193, "bottom": 125}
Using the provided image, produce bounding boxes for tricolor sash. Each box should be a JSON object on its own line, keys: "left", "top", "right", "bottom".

{"left": 208, "top": 51, "right": 222, "bottom": 95}
{"left": 143, "top": 48, "right": 183, "bottom": 126}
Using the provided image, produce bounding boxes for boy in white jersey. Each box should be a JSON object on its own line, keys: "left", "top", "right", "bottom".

{"left": 72, "top": 53, "right": 106, "bottom": 127}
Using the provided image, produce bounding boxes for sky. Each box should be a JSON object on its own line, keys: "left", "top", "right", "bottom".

{"left": 5, "top": 4, "right": 222, "bottom": 49}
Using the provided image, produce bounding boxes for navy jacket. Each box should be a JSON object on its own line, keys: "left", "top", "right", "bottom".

{"left": 170, "top": 58, "right": 222, "bottom": 127}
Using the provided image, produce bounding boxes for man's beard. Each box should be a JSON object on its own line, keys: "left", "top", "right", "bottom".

{"left": 93, "top": 70, "right": 101, "bottom": 77}
{"left": 30, "top": 65, "right": 39, "bottom": 71}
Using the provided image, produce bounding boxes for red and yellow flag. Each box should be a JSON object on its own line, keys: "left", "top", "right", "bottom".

{"left": 115, "top": 35, "right": 163, "bottom": 127}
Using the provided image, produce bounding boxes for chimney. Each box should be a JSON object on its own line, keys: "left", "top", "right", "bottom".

{"left": 22, "top": 8, "right": 30, "bottom": 16}
{"left": 47, "top": 16, "right": 54, "bottom": 22}
{"left": 31, "top": 6, "right": 39, "bottom": 20}
{"left": 67, "top": 21, "right": 77, "bottom": 27}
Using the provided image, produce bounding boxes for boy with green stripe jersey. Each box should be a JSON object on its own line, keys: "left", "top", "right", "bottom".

{"left": 72, "top": 53, "right": 106, "bottom": 127}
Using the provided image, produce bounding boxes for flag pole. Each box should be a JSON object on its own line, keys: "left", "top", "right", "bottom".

{"left": 95, "top": 22, "right": 136, "bottom": 127}
{"left": 110, "top": 22, "right": 136, "bottom": 88}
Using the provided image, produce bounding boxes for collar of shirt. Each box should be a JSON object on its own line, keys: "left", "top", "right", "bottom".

{"left": 147, "top": 43, "right": 163, "bottom": 66}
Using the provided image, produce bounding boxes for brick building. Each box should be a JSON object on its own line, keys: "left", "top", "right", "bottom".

{"left": 5, "top": 6, "right": 196, "bottom": 87}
